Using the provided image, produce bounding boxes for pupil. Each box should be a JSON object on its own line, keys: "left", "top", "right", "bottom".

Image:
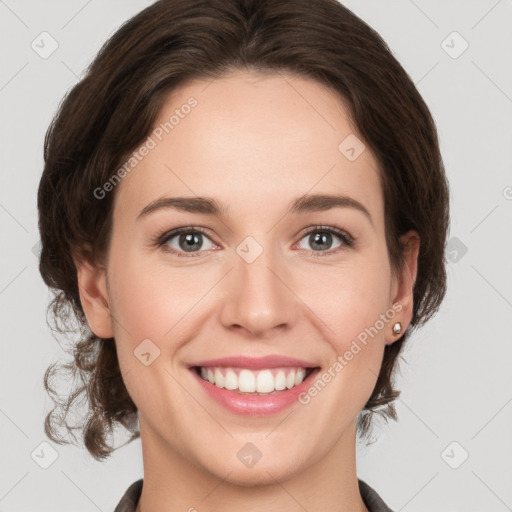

{"left": 177, "top": 231, "right": 333, "bottom": 253}
{"left": 311, "top": 232, "right": 331, "bottom": 250}
{"left": 180, "top": 233, "right": 202, "bottom": 252}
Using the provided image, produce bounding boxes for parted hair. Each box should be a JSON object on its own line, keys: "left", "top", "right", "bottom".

{"left": 37, "top": 0, "right": 449, "bottom": 460}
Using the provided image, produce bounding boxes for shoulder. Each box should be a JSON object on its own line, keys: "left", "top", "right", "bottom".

{"left": 358, "top": 479, "right": 394, "bottom": 512}
{"left": 114, "top": 479, "right": 143, "bottom": 512}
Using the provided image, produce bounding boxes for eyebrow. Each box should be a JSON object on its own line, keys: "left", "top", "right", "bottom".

{"left": 137, "top": 193, "right": 373, "bottom": 225}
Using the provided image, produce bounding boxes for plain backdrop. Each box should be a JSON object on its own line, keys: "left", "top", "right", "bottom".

{"left": 1, "top": 1, "right": 511, "bottom": 511}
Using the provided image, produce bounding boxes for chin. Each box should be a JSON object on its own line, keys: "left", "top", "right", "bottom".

{"left": 196, "top": 446, "right": 308, "bottom": 488}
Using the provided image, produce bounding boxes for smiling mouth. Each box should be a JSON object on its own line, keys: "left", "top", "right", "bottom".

{"left": 192, "top": 366, "right": 319, "bottom": 395}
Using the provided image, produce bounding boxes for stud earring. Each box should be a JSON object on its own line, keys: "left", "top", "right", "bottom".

{"left": 392, "top": 322, "right": 402, "bottom": 335}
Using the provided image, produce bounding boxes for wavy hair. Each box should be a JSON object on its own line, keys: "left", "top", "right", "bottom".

{"left": 37, "top": 0, "right": 450, "bottom": 459}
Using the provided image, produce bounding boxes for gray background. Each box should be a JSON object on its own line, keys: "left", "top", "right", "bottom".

{"left": 1, "top": 0, "right": 511, "bottom": 510}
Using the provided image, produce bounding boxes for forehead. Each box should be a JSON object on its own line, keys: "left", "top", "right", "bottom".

{"left": 113, "top": 69, "right": 383, "bottom": 225}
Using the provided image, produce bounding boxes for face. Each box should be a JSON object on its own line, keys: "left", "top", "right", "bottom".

{"left": 78, "top": 69, "right": 418, "bottom": 485}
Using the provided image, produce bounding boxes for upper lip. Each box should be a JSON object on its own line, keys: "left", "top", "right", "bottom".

{"left": 188, "top": 355, "right": 319, "bottom": 370}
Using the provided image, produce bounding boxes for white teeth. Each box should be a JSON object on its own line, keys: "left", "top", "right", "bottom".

{"left": 197, "top": 366, "right": 311, "bottom": 394}
{"left": 274, "top": 370, "right": 286, "bottom": 391}
{"left": 238, "top": 369, "right": 256, "bottom": 392}
{"left": 286, "top": 370, "right": 295, "bottom": 389}
{"left": 224, "top": 369, "right": 238, "bottom": 390}
{"left": 214, "top": 368, "right": 224, "bottom": 388}
{"left": 256, "top": 369, "right": 274, "bottom": 393}
{"left": 295, "top": 368, "right": 306, "bottom": 386}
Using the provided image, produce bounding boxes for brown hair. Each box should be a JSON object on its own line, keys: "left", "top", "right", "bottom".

{"left": 38, "top": 0, "right": 449, "bottom": 460}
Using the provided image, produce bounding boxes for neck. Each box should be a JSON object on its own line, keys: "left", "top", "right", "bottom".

{"left": 135, "top": 415, "right": 368, "bottom": 512}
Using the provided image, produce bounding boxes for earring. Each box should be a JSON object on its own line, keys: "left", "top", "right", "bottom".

{"left": 392, "top": 322, "right": 402, "bottom": 335}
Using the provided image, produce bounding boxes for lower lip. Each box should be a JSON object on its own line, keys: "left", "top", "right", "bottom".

{"left": 190, "top": 367, "right": 321, "bottom": 416}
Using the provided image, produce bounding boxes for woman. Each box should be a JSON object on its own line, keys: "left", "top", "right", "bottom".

{"left": 37, "top": 0, "right": 449, "bottom": 510}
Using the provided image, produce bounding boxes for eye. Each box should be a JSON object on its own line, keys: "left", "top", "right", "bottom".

{"left": 296, "top": 226, "right": 354, "bottom": 256}
{"left": 155, "top": 225, "right": 354, "bottom": 258}
{"left": 158, "top": 227, "right": 215, "bottom": 257}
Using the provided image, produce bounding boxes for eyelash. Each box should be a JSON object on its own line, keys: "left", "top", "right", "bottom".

{"left": 154, "top": 225, "right": 355, "bottom": 258}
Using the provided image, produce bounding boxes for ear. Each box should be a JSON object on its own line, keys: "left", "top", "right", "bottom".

{"left": 385, "top": 230, "right": 420, "bottom": 345}
{"left": 74, "top": 253, "right": 114, "bottom": 339}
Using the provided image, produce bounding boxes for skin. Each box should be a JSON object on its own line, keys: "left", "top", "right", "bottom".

{"left": 76, "top": 69, "right": 419, "bottom": 512}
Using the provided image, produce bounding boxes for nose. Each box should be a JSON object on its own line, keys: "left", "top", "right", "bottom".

{"left": 219, "top": 240, "right": 298, "bottom": 337}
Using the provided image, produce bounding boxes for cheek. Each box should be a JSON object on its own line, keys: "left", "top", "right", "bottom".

{"left": 111, "top": 242, "right": 392, "bottom": 325}
{"left": 108, "top": 234, "right": 392, "bottom": 361}
{"left": 106, "top": 237, "right": 392, "bottom": 435}
{"left": 295, "top": 259, "right": 392, "bottom": 423}
{"left": 300, "top": 251, "right": 392, "bottom": 398}
{"left": 303, "top": 254, "right": 392, "bottom": 342}
{"left": 105, "top": 253, "right": 215, "bottom": 413}
{"left": 107, "top": 248, "right": 221, "bottom": 348}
